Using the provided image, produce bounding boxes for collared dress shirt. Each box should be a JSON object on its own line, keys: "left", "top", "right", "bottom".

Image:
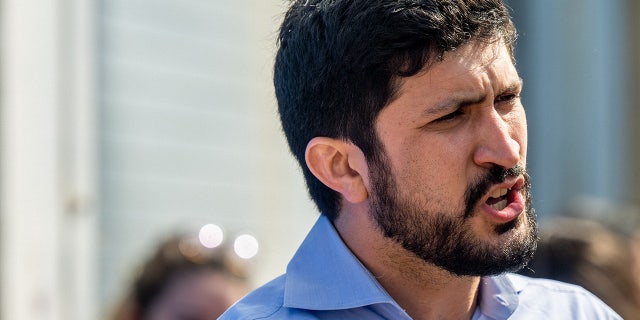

{"left": 220, "top": 215, "right": 621, "bottom": 319}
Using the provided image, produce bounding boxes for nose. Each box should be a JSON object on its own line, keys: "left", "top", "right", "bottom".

{"left": 472, "top": 110, "right": 522, "bottom": 169}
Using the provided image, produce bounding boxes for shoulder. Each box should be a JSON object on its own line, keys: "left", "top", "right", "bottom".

{"left": 219, "top": 275, "right": 286, "bottom": 320}
{"left": 508, "top": 273, "right": 600, "bottom": 298}
{"left": 506, "top": 274, "right": 622, "bottom": 319}
{"left": 219, "top": 275, "right": 318, "bottom": 320}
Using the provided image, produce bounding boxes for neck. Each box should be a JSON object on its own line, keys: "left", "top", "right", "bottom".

{"left": 378, "top": 263, "right": 480, "bottom": 320}
{"left": 334, "top": 206, "right": 480, "bottom": 320}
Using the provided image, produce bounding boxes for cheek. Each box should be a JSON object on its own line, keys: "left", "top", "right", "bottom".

{"left": 520, "top": 116, "right": 528, "bottom": 158}
{"left": 392, "top": 137, "right": 470, "bottom": 200}
{"left": 510, "top": 110, "right": 528, "bottom": 160}
{"left": 520, "top": 129, "right": 528, "bottom": 163}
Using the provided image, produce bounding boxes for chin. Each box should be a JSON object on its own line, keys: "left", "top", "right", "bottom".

{"left": 494, "top": 214, "right": 524, "bottom": 234}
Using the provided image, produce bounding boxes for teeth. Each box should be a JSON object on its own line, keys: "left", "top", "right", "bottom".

{"left": 490, "top": 199, "right": 508, "bottom": 211}
{"left": 490, "top": 188, "right": 509, "bottom": 198}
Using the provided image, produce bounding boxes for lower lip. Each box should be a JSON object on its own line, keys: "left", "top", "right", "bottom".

{"left": 480, "top": 190, "right": 525, "bottom": 223}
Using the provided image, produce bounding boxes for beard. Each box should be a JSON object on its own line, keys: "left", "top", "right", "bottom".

{"left": 368, "top": 154, "right": 538, "bottom": 277}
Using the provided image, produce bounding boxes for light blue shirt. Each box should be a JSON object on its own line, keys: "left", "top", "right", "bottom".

{"left": 220, "top": 215, "right": 621, "bottom": 319}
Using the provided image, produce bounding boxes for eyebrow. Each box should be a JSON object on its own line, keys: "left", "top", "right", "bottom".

{"left": 423, "top": 78, "right": 523, "bottom": 117}
{"left": 497, "top": 78, "right": 524, "bottom": 96}
{"left": 423, "top": 93, "right": 486, "bottom": 118}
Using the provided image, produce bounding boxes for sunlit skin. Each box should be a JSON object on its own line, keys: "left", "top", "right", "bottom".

{"left": 321, "top": 40, "right": 529, "bottom": 320}
{"left": 374, "top": 40, "right": 528, "bottom": 244}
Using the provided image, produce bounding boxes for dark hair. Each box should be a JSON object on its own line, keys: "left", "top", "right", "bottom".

{"left": 275, "top": 0, "right": 517, "bottom": 220}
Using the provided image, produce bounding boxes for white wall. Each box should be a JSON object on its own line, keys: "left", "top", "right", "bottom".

{"left": 0, "top": 0, "right": 97, "bottom": 319}
{"left": 97, "top": 0, "right": 317, "bottom": 316}
{"left": 0, "top": 1, "right": 317, "bottom": 319}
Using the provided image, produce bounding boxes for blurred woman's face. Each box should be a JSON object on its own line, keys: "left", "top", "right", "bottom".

{"left": 144, "top": 271, "right": 247, "bottom": 320}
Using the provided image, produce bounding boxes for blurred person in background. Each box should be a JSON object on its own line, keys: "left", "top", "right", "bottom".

{"left": 110, "top": 234, "right": 249, "bottom": 320}
{"left": 519, "top": 216, "right": 640, "bottom": 319}
{"left": 221, "top": 0, "right": 620, "bottom": 319}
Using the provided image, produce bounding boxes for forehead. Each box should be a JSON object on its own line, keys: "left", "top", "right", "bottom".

{"left": 392, "top": 41, "right": 518, "bottom": 104}
{"left": 374, "top": 40, "right": 520, "bottom": 141}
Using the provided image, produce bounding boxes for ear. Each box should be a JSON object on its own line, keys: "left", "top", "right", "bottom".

{"left": 305, "top": 137, "right": 369, "bottom": 204}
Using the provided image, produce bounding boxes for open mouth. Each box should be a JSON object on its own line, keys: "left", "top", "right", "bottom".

{"left": 476, "top": 174, "right": 526, "bottom": 223}
{"left": 485, "top": 187, "right": 511, "bottom": 211}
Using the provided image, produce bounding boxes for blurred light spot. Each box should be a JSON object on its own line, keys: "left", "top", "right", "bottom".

{"left": 234, "top": 234, "right": 259, "bottom": 259}
{"left": 199, "top": 224, "right": 224, "bottom": 248}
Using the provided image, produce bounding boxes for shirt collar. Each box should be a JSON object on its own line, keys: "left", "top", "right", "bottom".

{"left": 477, "top": 274, "right": 520, "bottom": 319}
{"left": 284, "top": 215, "right": 396, "bottom": 310}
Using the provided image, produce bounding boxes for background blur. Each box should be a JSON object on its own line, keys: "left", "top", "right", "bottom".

{"left": 0, "top": 1, "right": 638, "bottom": 319}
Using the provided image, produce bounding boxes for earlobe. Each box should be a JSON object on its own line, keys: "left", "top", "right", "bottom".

{"left": 305, "top": 137, "right": 369, "bottom": 204}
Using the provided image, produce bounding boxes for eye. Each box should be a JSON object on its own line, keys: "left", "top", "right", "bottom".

{"left": 495, "top": 92, "right": 520, "bottom": 104}
{"left": 433, "top": 109, "right": 464, "bottom": 123}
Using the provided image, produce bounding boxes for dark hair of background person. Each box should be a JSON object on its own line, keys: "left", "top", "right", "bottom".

{"left": 274, "top": 0, "right": 518, "bottom": 220}
{"left": 518, "top": 217, "right": 640, "bottom": 319}
{"left": 110, "top": 234, "right": 250, "bottom": 320}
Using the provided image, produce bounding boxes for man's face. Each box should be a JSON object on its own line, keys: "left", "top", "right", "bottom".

{"left": 369, "top": 40, "right": 537, "bottom": 276}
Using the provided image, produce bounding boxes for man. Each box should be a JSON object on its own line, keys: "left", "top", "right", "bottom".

{"left": 221, "top": 0, "right": 620, "bottom": 319}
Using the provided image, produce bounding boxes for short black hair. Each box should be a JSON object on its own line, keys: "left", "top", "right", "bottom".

{"left": 275, "top": 0, "right": 517, "bottom": 220}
